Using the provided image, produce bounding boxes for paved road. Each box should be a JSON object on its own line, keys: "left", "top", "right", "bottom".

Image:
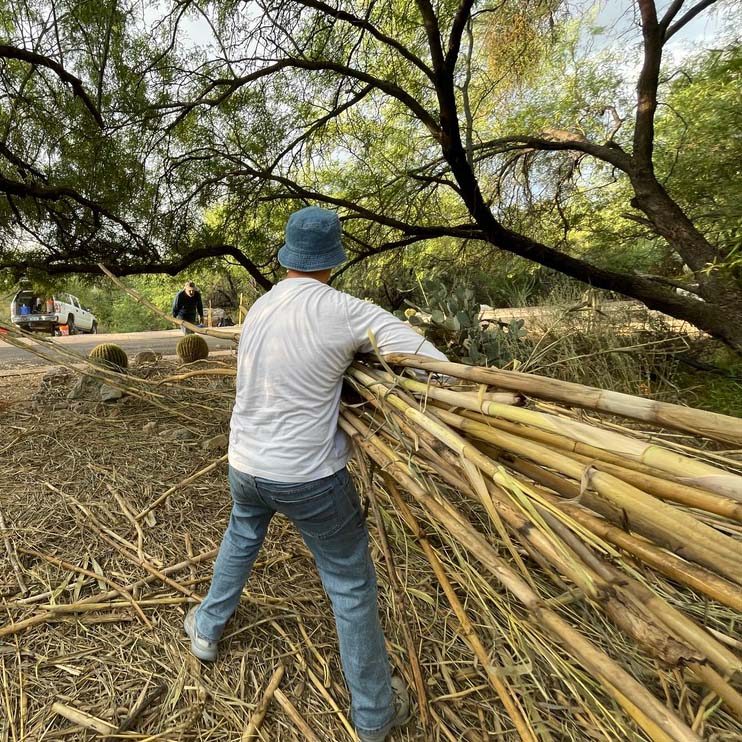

{"left": 0, "top": 328, "right": 239, "bottom": 369}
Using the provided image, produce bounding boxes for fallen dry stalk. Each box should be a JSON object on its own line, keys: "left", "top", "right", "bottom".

{"left": 0, "top": 507, "right": 27, "bottom": 594}
{"left": 382, "top": 353, "right": 742, "bottom": 445}
{"left": 273, "top": 688, "right": 322, "bottom": 742}
{"left": 135, "top": 454, "right": 229, "bottom": 521}
{"left": 242, "top": 663, "right": 285, "bottom": 741}
{"left": 51, "top": 702, "right": 117, "bottom": 735}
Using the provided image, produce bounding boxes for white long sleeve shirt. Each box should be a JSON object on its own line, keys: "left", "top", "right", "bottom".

{"left": 228, "top": 277, "right": 447, "bottom": 482}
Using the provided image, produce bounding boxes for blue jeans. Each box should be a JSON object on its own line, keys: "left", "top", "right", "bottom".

{"left": 176, "top": 313, "right": 197, "bottom": 334}
{"left": 196, "top": 465, "right": 394, "bottom": 735}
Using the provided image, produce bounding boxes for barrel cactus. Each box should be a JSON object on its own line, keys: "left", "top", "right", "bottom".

{"left": 177, "top": 333, "right": 209, "bottom": 363}
{"left": 89, "top": 343, "right": 128, "bottom": 372}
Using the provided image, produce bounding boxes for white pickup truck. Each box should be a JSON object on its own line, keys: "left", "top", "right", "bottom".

{"left": 10, "top": 290, "right": 97, "bottom": 335}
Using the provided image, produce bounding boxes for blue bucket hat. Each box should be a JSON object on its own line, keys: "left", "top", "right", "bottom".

{"left": 277, "top": 206, "right": 347, "bottom": 272}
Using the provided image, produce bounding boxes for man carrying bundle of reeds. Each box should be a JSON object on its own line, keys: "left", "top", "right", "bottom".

{"left": 184, "top": 205, "right": 447, "bottom": 741}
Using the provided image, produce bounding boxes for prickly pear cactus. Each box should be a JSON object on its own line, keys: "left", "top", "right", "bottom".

{"left": 397, "top": 279, "right": 528, "bottom": 367}
{"left": 177, "top": 333, "right": 209, "bottom": 363}
{"left": 89, "top": 343, "right": 128, "bottom": 372}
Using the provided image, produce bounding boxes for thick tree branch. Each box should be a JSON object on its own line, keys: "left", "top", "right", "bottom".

{"left": 0, "top": 175, "right": 141, "bottom": 241}
{"left": 290, "top": 0, "right": 435, "bottom": 81}
{"left": 445, "top": 0, "right": 476, "bottom": 72}
{"left": 664, "top": 0, "right": 719, "bottom": 40}
{"left": 0, "top": 142, "right": 48, "bottom": 181}
{"left": 475, "top": 132, "right": 632, "bottom": 171}
{"left": 0, "top": 45, "right": 103, "bottom": 127}
{"left": 659, "top": 0, "right": 686, "bottom": 30}
{"left": 1, "top": 244, "right": 274, "bottom": 290}
{"left": 634, "top": 0, "right": 662, "bottom": 168}
{"left": 415, "top": 0, "right": 445, "bottom": 71}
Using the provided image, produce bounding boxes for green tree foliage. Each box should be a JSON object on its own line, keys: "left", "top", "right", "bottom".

{"left": 655, "top": 45, "right": 741, "bottom": 257}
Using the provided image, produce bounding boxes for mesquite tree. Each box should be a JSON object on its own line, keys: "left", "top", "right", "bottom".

{"left": 1, "top": 0, "right": 740, "bottom": 349}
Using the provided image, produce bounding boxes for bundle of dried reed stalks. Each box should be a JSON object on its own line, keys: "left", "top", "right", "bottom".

{"left": 341, "top": 355, "right": 742, "bottom": 742}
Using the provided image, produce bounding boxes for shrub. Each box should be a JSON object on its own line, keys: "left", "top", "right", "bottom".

{"left": 398, "top": 279, "right": 528, "bottom": 367}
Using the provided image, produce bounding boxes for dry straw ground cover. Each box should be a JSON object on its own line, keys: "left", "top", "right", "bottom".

{"left": 0, "top": 329, "right": 741, "bottom": 741}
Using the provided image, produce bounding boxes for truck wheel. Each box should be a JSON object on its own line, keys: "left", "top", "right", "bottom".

{"left": 67, "top": 315, "right": 77, "bottom": 335}
{"left": 90, "top": 321, "right": 98, "bottom": 334}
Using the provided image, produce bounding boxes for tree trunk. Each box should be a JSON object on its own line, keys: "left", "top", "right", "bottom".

{"left": 440, "top": 134, "right": 742, "bottom": 352}
{"left": 628, "top": 168, "right": 742, "bottom": 349}
{"left": 629, "top": 170, "right": 721, "bottom": 274}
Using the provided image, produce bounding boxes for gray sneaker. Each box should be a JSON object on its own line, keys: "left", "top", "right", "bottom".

{"left": 357, "top": 677, "right": 410, "bottom": 742}
{"left": 183, "top": 605, "right": 218, "bottom": 662}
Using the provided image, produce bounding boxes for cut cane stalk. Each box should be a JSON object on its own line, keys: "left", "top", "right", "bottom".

{"left": 381, "top": 353, "right": 742, "bottom": 446}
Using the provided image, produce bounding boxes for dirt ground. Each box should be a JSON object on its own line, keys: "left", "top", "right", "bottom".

{"left": 0, "top": 362, "right": 386, "bottom": 741}
{"left": 1, "top": 361, "right": 465, "bottom": 741}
